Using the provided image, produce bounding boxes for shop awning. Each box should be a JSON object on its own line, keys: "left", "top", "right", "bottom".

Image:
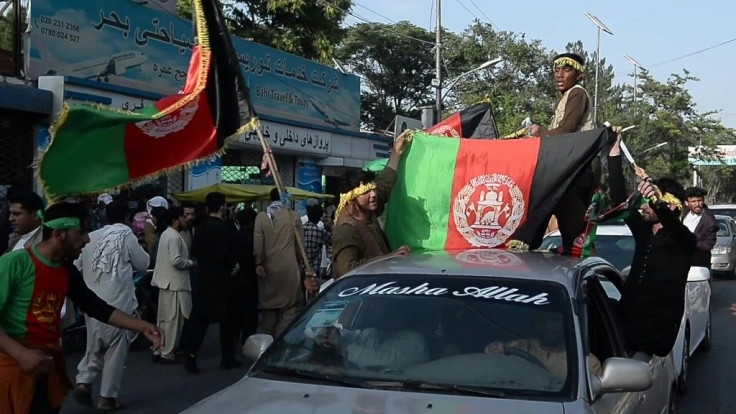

{"left": 173, "top": 183, "right": 333, "bottom": 203}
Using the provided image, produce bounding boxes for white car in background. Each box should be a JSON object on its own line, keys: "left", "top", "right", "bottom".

{"left": 541, "top": 224, "right": 712, "bottom": 394}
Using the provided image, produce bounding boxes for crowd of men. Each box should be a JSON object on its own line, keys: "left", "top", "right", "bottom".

{"left": 0, "top": 52, "right": 724, "bottom": 414}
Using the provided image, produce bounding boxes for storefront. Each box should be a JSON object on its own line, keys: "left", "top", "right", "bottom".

{"left": 26, "top": 0, "right": 388, "bottom": 204}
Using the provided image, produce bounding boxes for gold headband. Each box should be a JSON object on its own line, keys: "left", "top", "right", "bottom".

{"left": 334, "top": 182, "right": 377, "bottom": 223}
{"left": 554, "top": 57, "right": 584, "bottom": 73}
{"left": 653, "top": 192, "right": 683, "bottom": 211}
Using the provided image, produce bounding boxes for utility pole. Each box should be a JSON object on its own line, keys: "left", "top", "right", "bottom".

{"left": 434, "top": 0, "right": 442, "bottom": 124}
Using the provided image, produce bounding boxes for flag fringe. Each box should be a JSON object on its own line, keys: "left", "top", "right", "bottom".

{"left": 37, "top": 117, "right": 259, "bottom": 203}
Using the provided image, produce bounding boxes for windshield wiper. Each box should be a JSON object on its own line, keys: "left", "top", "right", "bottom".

{"left": 256, "top": 365, "right": 364, "bottom": 388}
{"left": 364, "top": 380, "right": 507, "bottom": 398}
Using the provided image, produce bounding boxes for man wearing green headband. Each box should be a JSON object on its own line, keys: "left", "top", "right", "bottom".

{"left": 0, "top": 202, "right": 163, "bottom": 414}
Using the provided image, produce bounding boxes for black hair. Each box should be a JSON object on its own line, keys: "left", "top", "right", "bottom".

{"left": 105, "top": 201, "right": 129, "bottom": 225}
{"left": 8, "top": 190, "right": 44, "bottom": 215}
{"left": 41, "top": 202, "right": 89, "bottom": 241}
{"left": 685, "top": 187, "right": 707, "bottom": 199}
{"left": 653, "top": 177, "right": 686, "bottom": 207}
{"left": 235, "top": 208, "right": 257, "bottom": 228}
{"left": 306, "top": 204, "right": 323, "bottom": 224}
{"left": 554, "top": 53, "right": 585, "bottom": 69}
{"left": 269, "top": 187, "right": 280, "bottom": 202}
{"left": 181, "top": 202, "right": 196, "bottom": 210}
{"left": 205, "top": 192, "right": 226, "bottom": 213}
{"left": 342, "top": 170, "right": 376, "bottom": 194}
{"left": 168, "top": 206, "right": 184, "bottom": 226}
{"left": 151, "top": 206, "right": 169, "bottom": 234}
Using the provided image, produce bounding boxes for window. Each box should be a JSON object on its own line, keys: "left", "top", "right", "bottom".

{"left": 253, "top": 275, "right": 577, "bottom": 400}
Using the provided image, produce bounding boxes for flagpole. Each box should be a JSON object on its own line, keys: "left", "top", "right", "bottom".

{"left": 254, "top": 122, "right": 317, "bottom": 295}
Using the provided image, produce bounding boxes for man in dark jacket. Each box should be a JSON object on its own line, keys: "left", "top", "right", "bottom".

{"left": 179, "top": 192, "right": 240, "bottom": 373}
{"left": 608, "top": 136, "right": 697, "bottom": 356}
{"left": 232, "top": 208, "right": 258, "bottom": 346}
{"left": 682, "top": 187, "right": 718, "bottom": 268}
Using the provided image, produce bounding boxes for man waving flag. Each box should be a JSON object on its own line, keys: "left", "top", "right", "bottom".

{"left": 38, "top": 0, "right": 256, "bottom": 200}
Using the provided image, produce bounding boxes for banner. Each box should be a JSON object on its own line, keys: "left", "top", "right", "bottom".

{"left": 28, "top": 0, "right": 361, "bottom": 131}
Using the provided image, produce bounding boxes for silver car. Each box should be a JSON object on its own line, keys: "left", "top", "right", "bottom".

{"left": 182, "top": 250, "right": 676, "bottom": 413}
{"left": 711, "top": 215, "right": 736, "bottom": 276}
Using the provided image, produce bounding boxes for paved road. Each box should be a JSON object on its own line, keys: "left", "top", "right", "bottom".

{"left": 61, "top": 328, "right": 247, "bottom": 414}
{"left": 679, "top": 277, "right": 736, "bottom": 414}
{"left": 58, "top": 278, "right": 736, "bottom": 413}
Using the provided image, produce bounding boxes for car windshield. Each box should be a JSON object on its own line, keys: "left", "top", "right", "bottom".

{"left": 540, "top": 234, "right": 634, "bottom": 272}
{"left": 717, "top": 219, "right": 731, "bottom": 237}
{"left": 252, "top": 275, "right": 576, "bottom": 400}
{"left": 711, "top": 208, "right": 736, "bottom": 220}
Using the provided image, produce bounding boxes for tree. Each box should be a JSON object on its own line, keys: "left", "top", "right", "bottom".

{"left": 335, "top": 21, "right": 437, "bottom": 131}
{"left": 442, "top": 22, "right": 558, "bottom": 135}
{"left": 178, "top": 0, "right": 351, "bottom": 61}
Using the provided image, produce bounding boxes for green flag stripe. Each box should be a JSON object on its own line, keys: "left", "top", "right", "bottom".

{"left": 41, "top": 106, "right": 148, "bottom": 196}
{"left": 385, "top": 133, "right": 460, "bottom": 251}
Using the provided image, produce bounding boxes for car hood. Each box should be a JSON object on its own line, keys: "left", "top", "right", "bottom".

{"left": 180, "top": 376, "right": 565, "bottom": 414}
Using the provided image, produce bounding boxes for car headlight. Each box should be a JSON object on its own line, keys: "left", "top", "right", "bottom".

{"left": 712, "top": 246, "right": 732, "bottom": 255}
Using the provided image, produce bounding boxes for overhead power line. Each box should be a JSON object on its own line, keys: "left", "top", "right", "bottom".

{"left": 649, "top": 38, "right": 736, "bottom": 68}
{"left": 453, "top": 0, "right": 481, "bottom": 22}
{"left": 466, "top": 0, "right": 497, "bottom": 29}
{"left": 354, "top": 1, "right": 397, "bottom": 24}
{"left": 319, "top": 0, "right": 436, "bottom": 46}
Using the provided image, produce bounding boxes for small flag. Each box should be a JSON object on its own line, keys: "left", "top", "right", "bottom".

{"left": 384, "top": 128, "right": 613, "bottom": 251}
{"left": 37, "top": 0, "right": 256, "bottom": 200}
{"left": 427, "top": 103, "right": 500, "bottom": 139}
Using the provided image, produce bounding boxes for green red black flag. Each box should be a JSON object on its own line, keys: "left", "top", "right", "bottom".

{"left": 427, "top": 103, "right": 500, "bottom": 139}
{"left": 37, "top": 0, "right": 256, "bottom": 200}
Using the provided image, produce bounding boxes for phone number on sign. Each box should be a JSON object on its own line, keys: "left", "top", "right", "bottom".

{"left": 38, "top": 16, "right": 80, "bottom": 32}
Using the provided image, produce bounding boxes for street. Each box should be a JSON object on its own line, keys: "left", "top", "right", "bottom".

{"left": 58, "top": 278, "right": 736, "bottom": 414}
{"left": 60, "top": 328, "right": 247, "bottom": 414}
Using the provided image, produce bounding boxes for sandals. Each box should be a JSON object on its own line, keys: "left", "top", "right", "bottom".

{"left": 97, "top": 397, "right": 126, "bottom": 413}
{"left": 73, "top": 383, "right": 93, "bottom": 407}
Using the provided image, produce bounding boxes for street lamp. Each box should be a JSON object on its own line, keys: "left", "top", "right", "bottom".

{"left": 441, "top": 57, "right": 504, "bottom": 100}
{"left": 624, "top": 54, "right": 645, "bottom": 103}
{"left": 584, "top": 12, "right": 613, "bottom": 125}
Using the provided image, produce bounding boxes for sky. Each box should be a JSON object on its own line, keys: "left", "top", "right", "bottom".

{"left": 344, "top": 0, "right": 736, "bottom": 128}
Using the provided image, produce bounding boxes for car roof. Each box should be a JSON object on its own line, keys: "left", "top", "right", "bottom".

{"left": 714, "top": 214, "right": 733, "bottom": 221}
{"left": 341, "top": 249, "right": 615, "bottom": 293}
{"left": 546, "top": 225, "right": 632, "bottom": 237}
{"left": 710, "top": 204, "right": 736, "bottom": 209}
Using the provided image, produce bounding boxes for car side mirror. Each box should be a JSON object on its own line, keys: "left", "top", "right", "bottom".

{"left": 243, "top": 334, "right": 273, "bottom": 360}
{"left": 591, "top": 358, "right": 653, "bottom": 397}
{"left": 687, "top": 266, "right": 710, "bottom": 282}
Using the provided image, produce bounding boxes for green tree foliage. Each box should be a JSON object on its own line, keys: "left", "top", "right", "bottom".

{"left": 178, "top": 0, "right": 351, "bottom": 61}
{"left": 334, "top": 21, "right": 436, "bottom": 131}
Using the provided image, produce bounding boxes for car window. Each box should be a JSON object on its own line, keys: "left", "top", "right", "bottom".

{"left": 253, "top": 275, "right": 576, "bottom": 400}
{"left": 711, "top": 209, "right": 736, "bottom": 219}
{"left": 540, "top": 235, "right": 635, "bottom": 272}
{"left": 717, "top": 219, "right": 730, "bottom": 237}
{"left": 586, "top": 278, "right": 627, "bottom": 365}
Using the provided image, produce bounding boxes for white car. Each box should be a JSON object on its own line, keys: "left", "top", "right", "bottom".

{"left": 541, "top": 225, "right": 712, "bottom": 394}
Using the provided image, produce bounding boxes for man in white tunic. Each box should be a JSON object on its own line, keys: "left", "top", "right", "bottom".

{"left": 151, "top": 206, "right": 195, "bottom": 363}
{"left": 73, "top": 201, "right": 149, "bottom": 411}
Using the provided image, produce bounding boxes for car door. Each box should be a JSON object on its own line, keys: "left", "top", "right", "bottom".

{"left": 588, "top": 273, "right": 670, "bottom": 414}
{"left": 685, "top": 274, "right": 705, "bottom": 353}
{"left": 585, "top": 275, "right": 638, "bottom": 414}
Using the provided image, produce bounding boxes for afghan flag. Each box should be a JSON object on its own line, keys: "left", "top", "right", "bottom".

{"left": 37, "top": 0, "right": 256, "bottom": 200}
{"left": 427, "top": 103, "right": 499, "bottom": 139}
{"left": 384, "top": 128, "right": 613, "bottom": 251}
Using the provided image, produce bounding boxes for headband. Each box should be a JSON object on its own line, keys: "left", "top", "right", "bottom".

{"left": 38, "top": 210, "right": 81, "bottom": 230}
{"left": 334, "top": 182, "right": 377, "bottom": 224}
{"left": 554, "top": 57, "right": 584, "bottom": 73}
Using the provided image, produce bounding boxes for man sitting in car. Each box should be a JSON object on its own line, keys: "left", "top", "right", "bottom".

{"left": 312, "top": 300, "right": 429, "bottom": 370}
{"left": 484, "top": 313, "right": 601, "bottom": 380}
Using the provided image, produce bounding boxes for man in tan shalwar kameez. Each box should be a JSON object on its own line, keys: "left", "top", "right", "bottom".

{"left": 254, "top": 190, "right": 304, "bottom": 337}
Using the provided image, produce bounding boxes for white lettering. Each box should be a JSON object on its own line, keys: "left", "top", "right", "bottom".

{"left": 340, "top": 282, "right": 550, "bottom": 305}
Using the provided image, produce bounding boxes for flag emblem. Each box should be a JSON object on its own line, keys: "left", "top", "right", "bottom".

{"left": 431, "top": 124, "right": 461, "bottom": 138}
{"left": 455, "top": 249, "right": 523, "bottom": 267}
{"left": 135, "top": 96, "right": 201, "bottom": 138}
{"left": 452, "top": 173, "right": 526, "bottom": 248}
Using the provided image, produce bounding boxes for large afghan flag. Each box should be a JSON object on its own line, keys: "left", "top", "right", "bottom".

{"left": 384, "top": 128, "right": 613, "bottom": 251}
{"left": 38, "top": 0, "right": 256, "bottom": 200}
